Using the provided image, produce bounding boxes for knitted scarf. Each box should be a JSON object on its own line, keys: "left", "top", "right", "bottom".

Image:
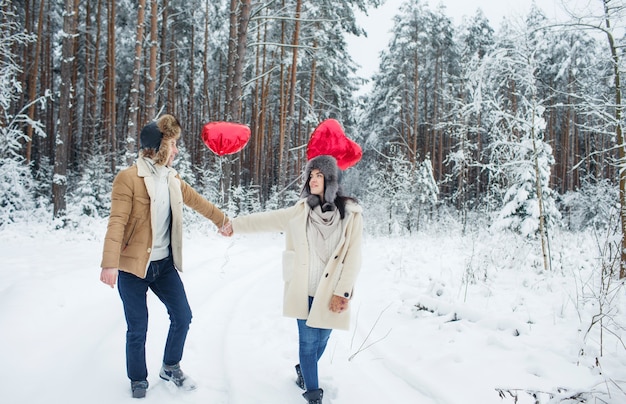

{"left": 306, "top": 205, "right": 341, "bottom": 296}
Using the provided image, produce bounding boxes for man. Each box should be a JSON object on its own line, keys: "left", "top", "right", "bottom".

{"left": 100, "top": 114, "right": 228, "bottom": 398}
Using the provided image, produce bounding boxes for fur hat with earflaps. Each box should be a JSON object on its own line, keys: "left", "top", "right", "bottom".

{"left": 139, "top": 114, "right": 182, "bottom": 166}
{"left": 301, "top": 154, "right": 342, "bottom": 211}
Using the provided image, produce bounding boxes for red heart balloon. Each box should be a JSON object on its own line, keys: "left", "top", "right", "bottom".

{"left": 306, "top": 119, "right": 362, "bottom": 170}
{"left": 201, "top": 121, "right": 251, "bottom": 156}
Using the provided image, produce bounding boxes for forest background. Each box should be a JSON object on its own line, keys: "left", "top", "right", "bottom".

{"left": 0, "top": 0, "right": 625, "bottom": 274}
{"left": 3, "top": 2, "right": 626, "bottom": 402}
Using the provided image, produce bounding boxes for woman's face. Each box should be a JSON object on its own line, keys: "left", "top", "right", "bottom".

{"left": 309, "top": 168, "right": 325, "bottom": 198}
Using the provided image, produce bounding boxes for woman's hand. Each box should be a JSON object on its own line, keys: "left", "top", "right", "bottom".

{"left": 329, "top": 295, "right": 349, "bottom": 313}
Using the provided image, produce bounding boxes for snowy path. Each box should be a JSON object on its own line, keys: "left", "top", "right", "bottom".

{"left": 2, "top": 224, "right": 618, "bottom": 403}
{"left": 0, "top": 228, "right": 438, "bottom": 404}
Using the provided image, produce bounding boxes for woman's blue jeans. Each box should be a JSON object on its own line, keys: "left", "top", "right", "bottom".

{"left": 117, "top": 255, "right": 192, "bottom": 382}
{"left": 297, "top": 296, "right": 332, "bottom": 391}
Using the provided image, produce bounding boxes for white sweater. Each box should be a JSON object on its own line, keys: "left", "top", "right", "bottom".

{"left": 149, "top": 162, "right": 172, "bottom": 261}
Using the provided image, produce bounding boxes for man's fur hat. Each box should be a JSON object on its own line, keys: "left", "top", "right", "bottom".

{"left": 301, "top": 155, "right": 342, "bottom": 211}
{"left": 139, "top": 114, "right": 181, "bottom": 166}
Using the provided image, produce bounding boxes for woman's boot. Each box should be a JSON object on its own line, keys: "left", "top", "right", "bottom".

{"left": 295, "top": 364, "right": 305, "bottom": 390}
{"left": 302, "top": 388, "right": 323, "bottom": 404}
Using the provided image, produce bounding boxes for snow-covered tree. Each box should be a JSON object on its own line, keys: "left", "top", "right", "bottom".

{"left": 67, "top": 153, "right": 113, "bottom": 218}
{"left": 365, "top": 152, "right": 438, "bottom": 235}
{"left": 492, "top": 133, "right": 560, "bottom": 237}
{"left": 173, "top": 141, "right": 196, "bottom": 187}
{"left": 482, "top": 11, "right": 562, "bottom": 263}
{"left": 0, "top": 1, "right": 45, "bottom": 226}
{"left": 414, "top": 155, "right": 439, "bottom": 231}
{"left": 560, "top": 178, "right": 619, "bottom": 231}
{"left": 441, "top": 9, "right": 494, "bottom": 231}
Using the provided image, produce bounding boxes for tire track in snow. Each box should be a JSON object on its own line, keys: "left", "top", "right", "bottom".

{"left": 186, "top": 261, "right": 272, "bottom": 402}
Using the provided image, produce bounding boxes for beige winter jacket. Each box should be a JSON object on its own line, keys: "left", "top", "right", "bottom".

{"left": 101, "top": 157, "right": 227, "bottom": 278}
{"left": 231, "top": 199, "right": 363, "bottom": 330}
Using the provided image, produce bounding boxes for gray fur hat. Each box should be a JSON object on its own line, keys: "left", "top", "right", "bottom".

{"left": 301, "top": 155, "right": 341, "bottom": 211}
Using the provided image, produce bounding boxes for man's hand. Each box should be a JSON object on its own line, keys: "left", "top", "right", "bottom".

{"left": 100, "top": 267, "right": 119, "bottom": 288}
{"left": 329, "top": 295, "right": 349, "bottom": 313}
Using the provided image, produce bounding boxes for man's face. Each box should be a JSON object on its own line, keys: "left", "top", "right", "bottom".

{"left": 167, "top": 138, "right": 179, "bottom": 166}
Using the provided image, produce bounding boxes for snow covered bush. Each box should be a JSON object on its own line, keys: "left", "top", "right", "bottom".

{"left": 67, "top": 153, "right": 113, "bottom": 219}
{"left": 559, "top": 178, "right": 619, "bottom": 231}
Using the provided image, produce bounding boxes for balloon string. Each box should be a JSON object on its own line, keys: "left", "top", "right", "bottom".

{"left": 219, "top": 156, "right": 225, "bottom": 206}
{"left": 273, "top": 172, "right": 304, "bottom": 196}
{"left": 218, "top": 155, "right": 232, "bottom": 277}
{"left": 219, "top": 238, "right": 234, "bottom": 277}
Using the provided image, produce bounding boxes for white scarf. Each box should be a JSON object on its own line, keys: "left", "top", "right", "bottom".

{"left": 306, "top": 205, "right": 342, "bottom": 296}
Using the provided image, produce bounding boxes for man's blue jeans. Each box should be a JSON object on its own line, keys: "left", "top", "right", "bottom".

{"left": 117, "top": 255, "right": 192, "bottom": 382}
{"left": 297, "top": 296, "right": 332, "bottom": 391}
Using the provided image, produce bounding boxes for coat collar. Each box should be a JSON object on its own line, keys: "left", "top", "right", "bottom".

{"left": 136, "top": 156, "right": 177, "bottom": 178}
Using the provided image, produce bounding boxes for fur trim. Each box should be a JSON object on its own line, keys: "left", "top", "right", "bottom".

{"left": 139, "top": 114, "right": 181, "bottom": 166}
{"left": 301, "top": 155, "right": 341, "bottom": 210}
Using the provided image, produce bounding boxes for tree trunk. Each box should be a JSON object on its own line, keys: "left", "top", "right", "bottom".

{"left": 81, "top": 1, "right": 93, "bottom": 158}
{"left": 412, "top": 47, "right": 419, "bottom": 163}
{"left": 126, "top": 0, "right": 146, "bottom": 165}
{"left": 281, "top": 0, "right": 302, "bottom": 188}
{"left": 53, "top": 0, "right": 78, "bottom": 219}
{"left": 146, "top": 0, "right": 158, "bottom": 120}
{"left": 89, "top": 0, "right": 103, "bottom": 155}
{"left": 222, "top": 0, "right": 251, "bottom": 203}
{"left": 232, "top": 0, "right": 251, "bottom": 122}
{"left": 603, "top": 0, "right": 625, "bottom": 278}
{"left": 25, "top": 0, "right": 45, "bottom": 164}
{"left": 104, "top": 0, "right": 116, "bottom": 172}
{"left": 159, "top": 0, "right": 169, "bottom": 113}
{"left": 531, "top": 97, "right": 550, "bottom": 272}
{"left": 277, "top": 0, "right": 287, "bottom": 192}
{"left": 202, "top": 0, "right": 211, "bottom": 121}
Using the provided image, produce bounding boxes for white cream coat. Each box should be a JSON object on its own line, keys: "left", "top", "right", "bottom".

{"left": 231, "top": 199, "right": 363, "bottom": 330}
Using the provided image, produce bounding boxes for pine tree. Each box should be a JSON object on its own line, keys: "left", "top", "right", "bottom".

{"left": 68, "top": 153, "right": 113, "bottom": 218}
{"left": 483, "top": 11, "right": 561, "bottom": 254}
{"left": 0, "top": 1, "right": 44, "bottom": 226}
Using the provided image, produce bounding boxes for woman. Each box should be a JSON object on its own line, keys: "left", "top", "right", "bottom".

{"left": 220, "top": 154, "right": 363, "bottom": 404}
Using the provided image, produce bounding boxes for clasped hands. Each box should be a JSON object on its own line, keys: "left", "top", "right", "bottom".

{"left": 219, "top": 221, "right": 233, "bottom": 237}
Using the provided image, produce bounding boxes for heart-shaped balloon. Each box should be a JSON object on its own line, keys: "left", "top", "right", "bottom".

{"left": 201, "top": 121, "right": 251, "bottom": 156}
{"left": 306, "top": 119, "right": 362, "bottom": 170}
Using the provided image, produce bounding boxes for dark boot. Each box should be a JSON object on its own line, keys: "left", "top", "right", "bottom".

{"left": 159, "top": 363, "right": 197, "bottom": 390}
{"left": 302, "top": 388, "right": 323, "bottom": 404}
{"left": 130, "top": 380, "right": 149, "bottom": 398}
{"left": 295, "top": 364, "right": 305, "bottom": 390}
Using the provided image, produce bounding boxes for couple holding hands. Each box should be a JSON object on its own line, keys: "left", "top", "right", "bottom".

{"left": 100, "top": 115, "right": 363, "bottom": 404}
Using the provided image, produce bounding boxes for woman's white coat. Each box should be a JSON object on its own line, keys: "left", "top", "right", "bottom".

{"left": 231, "top": 199, "right": 363, "bottom": 330}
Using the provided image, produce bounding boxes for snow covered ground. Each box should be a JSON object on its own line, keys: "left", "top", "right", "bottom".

{"left": 1, "top": 218, "right": 624, "bottom": 404}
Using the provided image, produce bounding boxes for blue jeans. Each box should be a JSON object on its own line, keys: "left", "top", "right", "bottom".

{"left": 117, "top": 255, "right": 192, "bottom": 382}
{"left": 297, "top": 297, "right": 332, "bottom": 391}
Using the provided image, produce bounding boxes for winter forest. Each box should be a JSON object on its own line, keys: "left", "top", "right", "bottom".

{"left": 0, "top": 0, "right": 622, "bottom": 238}
{"left": 2, "top": 0, "right": 626, "bottom": 402}
{"left": 0, "top": 0, "right": 623, "bottom": 242}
